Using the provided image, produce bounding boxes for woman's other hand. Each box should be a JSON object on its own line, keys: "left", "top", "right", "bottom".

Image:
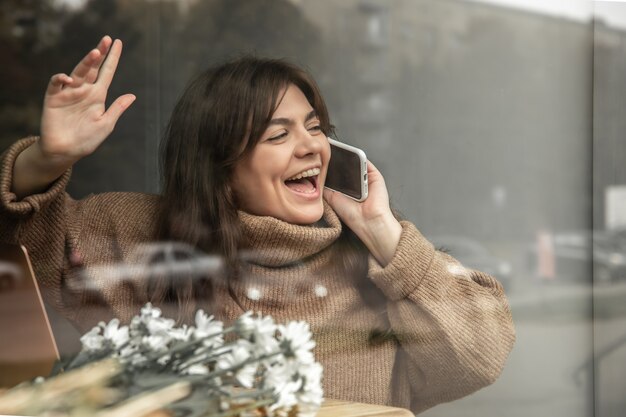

{"left": 324, "top": 161, "right": 402, "bottom": 266}
{"left": 11, "top": 36, "right": 135, "bottom": 199}
{"left": 40, "top": 36, "right": 135, "bottom": 163}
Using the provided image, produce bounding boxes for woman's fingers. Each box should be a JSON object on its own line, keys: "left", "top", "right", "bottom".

{"left": 102, "top": 93, "right": 136, "bottom": 130}
{"left": 366, "top": 160, "right": 382, "bottom": 179}
{"left": 46, "top": 73, "right": 74, "bottom": 95}
{"left": 323, "top": 187, "right": 359, "bottom": 220}
{"left": 84, "top": 36, "right": 113, "bottom": 83}
{"left": 69, "top": 36, "right": 112, "bottom": 86}
{"left": 95, "top": 35, "right": 112, "bottom": 58}
{"left": 96, "top": 39, "right": 123, "bottom": 90}
{"left": 47, "top": 36, "right": 120, "bottom": 105}
{"left": 69, "top": 48, "right": 99, "bottom": 82}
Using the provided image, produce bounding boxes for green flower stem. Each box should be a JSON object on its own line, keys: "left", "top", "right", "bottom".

{"left": 204, "top": 350, "right": 284, "bottom": 380}
{"left": 176, "top": 347, "right": 234, "bottom": 371}
{"left": 146, "top": 326, "right": 236, "bottom": 362}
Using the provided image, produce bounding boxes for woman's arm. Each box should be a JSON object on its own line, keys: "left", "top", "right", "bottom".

{"left": 2, "top": 36, "right": 136, "bottom": 329}
{"left": 12, "top": 36, "right": 135, "bottom": 199}
{"left": 325, "top": 162, "right": 515, "bottom": 414}
{"left": 367, "top": 223, "right": 515, "bottom": 413}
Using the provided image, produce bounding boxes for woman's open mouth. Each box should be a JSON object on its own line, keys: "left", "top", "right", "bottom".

{"left": 284, "top": 168, "right": 320, "bottom": 195}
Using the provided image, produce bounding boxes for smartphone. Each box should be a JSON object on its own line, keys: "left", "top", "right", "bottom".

{"left": 325, "top": 138, "right": 368, "bottom": 202}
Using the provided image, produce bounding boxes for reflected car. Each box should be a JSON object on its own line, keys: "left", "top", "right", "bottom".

{"left": 76, "top": 241, "right": 223, "bottom": 290}
{"left": 592, "top": 231, "right": 626, "bottom": 284}
{"left": 527, "top": 230, "right": 626, "bottom": 284}
{"left": 427, "top": 236, "right": 513, "bottom": 290}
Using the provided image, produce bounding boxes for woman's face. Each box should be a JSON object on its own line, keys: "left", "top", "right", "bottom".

{"left": 232, "top": 84, "right": 331, "bottom": 224}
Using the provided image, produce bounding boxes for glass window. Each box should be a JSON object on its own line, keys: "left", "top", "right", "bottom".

{"left": 1, "top": 1, "right": 624, "bottom": 416}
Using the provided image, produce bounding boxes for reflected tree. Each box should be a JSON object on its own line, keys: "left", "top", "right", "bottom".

{"left": 0, "top": 0, "right": 63, "bottom": 147}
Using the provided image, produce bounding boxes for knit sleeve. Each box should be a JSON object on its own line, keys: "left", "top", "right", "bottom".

{"left": 0, "top": 137, "right": 74, "bottom": 255}
{"left": 367, "top": 221, "right": 516, "bottom": 414}
{"left": 0, "top": 137, "right": 72, "bottom": 218}
{"left": 0, "top": 137, "right": 115, "bottom": 328}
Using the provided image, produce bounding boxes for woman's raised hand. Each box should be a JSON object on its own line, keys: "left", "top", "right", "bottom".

{"left": 11, "top": 36, "right": 135, "bottom": 199}
{"left": 323, "top": 161, "right": 402, "bottom": 267}
{"left": 40, "top": 36, "right": 135, "bottom": 163}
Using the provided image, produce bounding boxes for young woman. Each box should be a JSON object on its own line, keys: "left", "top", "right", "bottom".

{"left": 1, "top": 36, "right": 515, "bottom": 414}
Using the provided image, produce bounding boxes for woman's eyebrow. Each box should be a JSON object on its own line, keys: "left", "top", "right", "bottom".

{"left": 268, "top": 110, "right": 318, "bottom": 126}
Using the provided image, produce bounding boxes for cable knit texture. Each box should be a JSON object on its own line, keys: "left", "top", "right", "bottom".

{"left": 1, "top": 137, "right": 515, "bottom": 414}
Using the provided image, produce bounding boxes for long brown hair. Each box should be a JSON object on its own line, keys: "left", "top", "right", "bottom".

{"left": 154, "top": 57, "right": 394, "bottom": 337}
{"left": 155, "top": 57, "right": 336, "bottom": 317}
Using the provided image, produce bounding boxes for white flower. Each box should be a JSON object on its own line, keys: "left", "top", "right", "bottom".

{"left": 251, "top": 316, "right": 279, "bottom": 357}
{"left": 140, "top": 302, "right": 162, "bottom": 319}
{"left": 297, "top": 362, "right": 324, "bottom": 410}
{"left": 234, "top": 311, "right": 279, "bottom": 356}
{"left": 75, "top": 303, "right": 324, "bottom": 417}
{"left": 268, "top": 322, "right": 323, "bottom": 417}
{"left": 169, "top": 324, "right": 193, "bottom": 342}
{"left": 265, "top": 358, "right": 323, "bottom": 416}
{"left": 270, "top": 381, "right": 300, "bottom": 413}
{"left": 265, "top": 361, "right": 300, "bottom": 412}
{"left": 80, "top": 319, "right": 130, "bottom": 353}
{"left": 142, "top": 333, "right": 171, "bottom": 352}
{"left": 146, "top": 316, "right": 176, "bottom": 336}
{"left": 102, "top": 318, "right": 130, "bottom": 349}
{"left": 300, "top": 362, "right": 323, "bottom": 392}
{"left": 80, "top": 327, "right": 105, "bottom": 352}
{"left": 277, "top": 321, "right": 315, "bottom": 365}
{"left": 130, "top": 303, "right": 168, "bottom": 336}
{"left": 235, "top": 363, "right": 257, "bottom": 388}
{"left": 185, "top": 364, "right": 209, "bottom": 375}
{"left": 216, "top": 341, "right": 252, "bottom": 370}
{"left": 194, "top": 310, "right": 224, "bottom": 348}
{"left": 234, "top": 311, "right": 255, "bottom": 339}
{"left": 216, "top": 340, "right": 257, "bottom": 388}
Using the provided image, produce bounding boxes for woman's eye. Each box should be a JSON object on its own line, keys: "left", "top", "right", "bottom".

{"left": 308, "top": 125, "right": 322, "bottom": 133}
{"left": 267, "top": 132, "right": 287, "bottom": 141}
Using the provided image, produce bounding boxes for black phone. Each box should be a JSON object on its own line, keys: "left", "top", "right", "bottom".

{"left": 325, "top": 138, "right": 368, "bottom": 202}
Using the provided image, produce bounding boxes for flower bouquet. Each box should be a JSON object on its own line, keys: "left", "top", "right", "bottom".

{"left": 0, "top": 304, "right": 323, "bottom": 417}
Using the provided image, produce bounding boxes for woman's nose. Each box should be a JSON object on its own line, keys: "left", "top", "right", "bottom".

{"left": 295, "top": 129, "right": 324, "bottom": 157}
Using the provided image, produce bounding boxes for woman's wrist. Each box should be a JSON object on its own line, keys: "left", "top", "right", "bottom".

{"left": 11, "top": 140, "right": 73, "bottom": 199}
{"left": 355, "top": 213, "right": 402, "bottom": 267}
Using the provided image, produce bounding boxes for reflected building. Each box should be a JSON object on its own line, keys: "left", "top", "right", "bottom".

{"left": 296, "top": 0, "right": 597, "bottom": 257}
{"left": 593, "top": 19, "right": 626, "bottom": 231}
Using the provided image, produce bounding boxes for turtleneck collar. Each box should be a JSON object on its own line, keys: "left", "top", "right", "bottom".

{"left": 238, "top": 201, "right": 342, "bottom": 267}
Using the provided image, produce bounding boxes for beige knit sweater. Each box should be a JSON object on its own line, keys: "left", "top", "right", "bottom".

{"left": 1, "top": 137, "right": 515, "bottom": 414}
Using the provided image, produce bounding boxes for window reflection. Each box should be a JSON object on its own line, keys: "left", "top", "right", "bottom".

{"left": 2, "top": 0, "right": 626, "bottom": 416}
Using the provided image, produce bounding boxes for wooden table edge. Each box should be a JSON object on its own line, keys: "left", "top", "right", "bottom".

{"left": 318, "top": 399, "right": 414, "bottom": 417}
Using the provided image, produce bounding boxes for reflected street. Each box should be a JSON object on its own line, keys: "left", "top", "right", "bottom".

{"left": 422, "top": 279, "right": 626, "bottom": 417}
